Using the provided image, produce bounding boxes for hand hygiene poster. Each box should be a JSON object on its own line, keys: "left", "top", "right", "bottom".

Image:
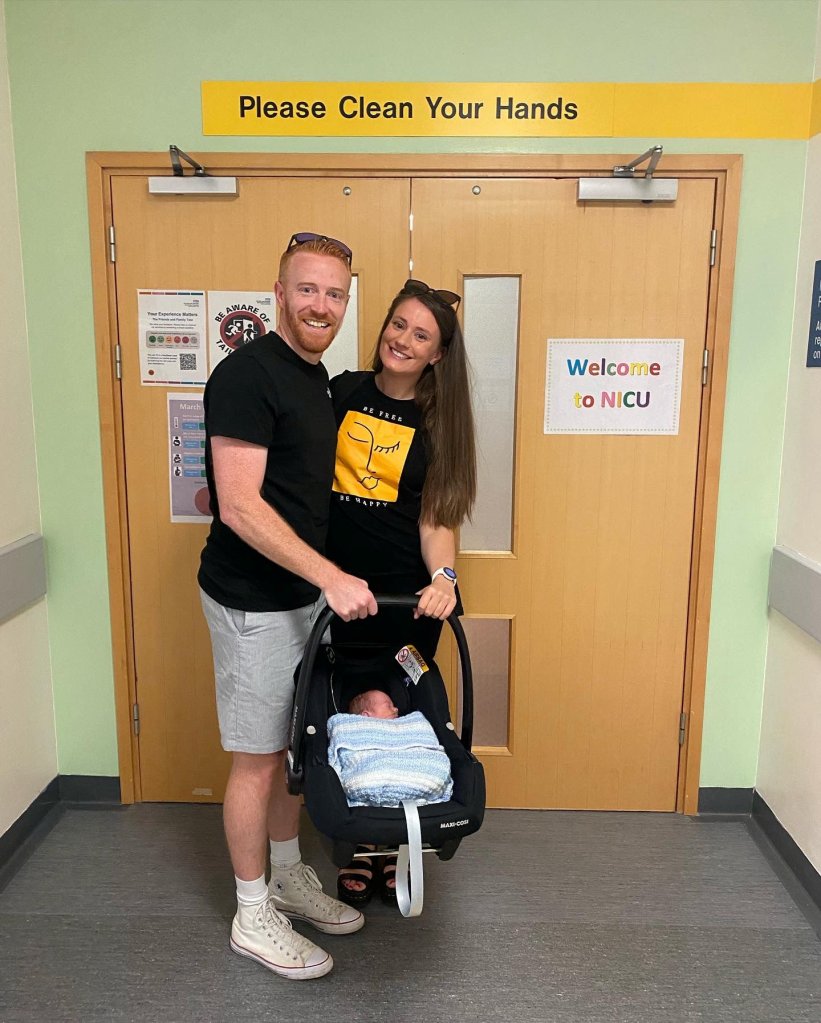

{"left": 138, "top": 290, "right": 207, "bottom": 386}
{"left": 544, "top": 339, "right": 684, "bottom": 435}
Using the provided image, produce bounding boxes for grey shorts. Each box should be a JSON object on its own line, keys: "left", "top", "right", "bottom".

{"left": 199, "top": 588, "right": 322, "bottom": 754}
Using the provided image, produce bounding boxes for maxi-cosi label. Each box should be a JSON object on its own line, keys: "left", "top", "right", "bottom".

{"left": 440, "top": 819, "right": 469, "bottom": 829}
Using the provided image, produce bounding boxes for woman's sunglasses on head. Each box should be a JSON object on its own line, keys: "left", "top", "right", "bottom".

{"left": 401, "top": 278, "right": 461, "bottom": 311}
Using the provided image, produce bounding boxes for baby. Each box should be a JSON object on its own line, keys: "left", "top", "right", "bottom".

{"left": 347, "top": 689, "right": 399, "bottom": 719}
{"left": 327, "top": 690, "right": 453, "bottom": 807}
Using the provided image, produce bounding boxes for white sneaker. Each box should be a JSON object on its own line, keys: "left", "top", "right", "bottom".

{"left": 230, "top": 898, "right": 333, "bottom": 980}
{"left": 270, "top": 861, "right": 365, "bottom": 935}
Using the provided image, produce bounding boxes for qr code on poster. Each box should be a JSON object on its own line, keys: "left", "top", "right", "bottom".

{"left": 179, "top": 353, "right": 197, "bottom": 371}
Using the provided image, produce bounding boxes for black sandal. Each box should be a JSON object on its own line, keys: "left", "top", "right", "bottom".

{"left": 380, "top": 853, "right": 398, "bottom": 905}
{"left": 337, "top": 845, "right": 377, "bottom": 907}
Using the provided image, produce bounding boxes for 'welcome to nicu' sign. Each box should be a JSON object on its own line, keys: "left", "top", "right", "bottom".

{"left": 544, "top": 339, "right": 684, "bottom": 435}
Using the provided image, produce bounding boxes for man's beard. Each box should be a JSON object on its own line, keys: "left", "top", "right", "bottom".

{"left": 280, "top": 307, "right": 338, "bottom": 354}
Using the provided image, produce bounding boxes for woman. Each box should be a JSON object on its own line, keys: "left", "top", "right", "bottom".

{"left": 326, "top": 278, "right": 477, "bottom": 906}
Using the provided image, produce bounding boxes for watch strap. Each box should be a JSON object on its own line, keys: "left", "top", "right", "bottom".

{"left": 431, "top": 567, "right": 457, "bottom": 584}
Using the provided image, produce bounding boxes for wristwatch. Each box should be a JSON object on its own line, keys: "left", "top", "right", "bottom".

{"left": 431, "top": 567, "right": 457, "bottom": 584}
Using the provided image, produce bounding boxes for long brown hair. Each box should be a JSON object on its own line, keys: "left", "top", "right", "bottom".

{"left": 372, "top": 289, "right": 476, "bottom": 528}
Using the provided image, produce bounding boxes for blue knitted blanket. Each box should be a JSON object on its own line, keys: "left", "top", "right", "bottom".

{"left": 327, "top": 710, "right": 453, "bottom": 808}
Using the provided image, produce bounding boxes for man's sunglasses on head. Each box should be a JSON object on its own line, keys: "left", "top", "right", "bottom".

{"left": 287, "top": 232, "right": 353, "bottom": 266}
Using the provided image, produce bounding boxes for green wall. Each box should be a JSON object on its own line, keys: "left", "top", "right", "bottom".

{"left": 4, "top": 0, "right": 816, "bottom": 782}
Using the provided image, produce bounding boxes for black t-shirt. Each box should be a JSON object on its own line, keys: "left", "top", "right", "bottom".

{"left": 198, "top": 332, "right": 336, "bottom": 611}
{"left": 326, "top": 371, "right": 429, "bottom": 593}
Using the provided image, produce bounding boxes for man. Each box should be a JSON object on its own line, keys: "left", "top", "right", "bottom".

{"left": 198, "top": 233, "right": 377, "bottom": 981}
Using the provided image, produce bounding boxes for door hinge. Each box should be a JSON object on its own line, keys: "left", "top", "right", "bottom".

{"left": 678, "top": 711, "right": 687, "bottom": 746}
{"left": 701, "top": 348, "right": 709, "bottom": 386}
{"left": 115, "top": 343, "right": 122, "bottom": 380}
{"left": 709, "top": 228, "right": 717, "bottom": 267}
{"left": 408, "top": 212, "right": 414, "bottom": 275}
{"left": 108, "top": 225, "right": 116, "bottom": 263}
{"left": 132, "top": 702, "right": 140, "bottom": 736}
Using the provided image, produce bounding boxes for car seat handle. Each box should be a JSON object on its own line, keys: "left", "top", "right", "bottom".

{"left": 286, "top": 594, "right": 475, "bottom": 794}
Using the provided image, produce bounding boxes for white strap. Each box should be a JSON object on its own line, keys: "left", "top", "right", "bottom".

{"left": 396, "top": 800, "right": 424, "bottom": 917}
{"left": 431, "top": 567, "right": 456, "bottom": 584}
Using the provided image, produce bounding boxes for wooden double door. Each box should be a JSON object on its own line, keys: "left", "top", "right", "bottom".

{"left": 110, "top": 168, "right": 716, "bottom": 809}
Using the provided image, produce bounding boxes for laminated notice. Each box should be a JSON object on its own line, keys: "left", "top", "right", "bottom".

{"left": 396, "top": 644, "right": 428, "bottom": 685}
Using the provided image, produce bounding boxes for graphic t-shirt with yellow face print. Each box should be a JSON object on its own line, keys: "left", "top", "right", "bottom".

{"left": 327, "top": 372, "right": 429, "bottom": 591}
{"left": 333, "top": 411, "right": 416, "bottom": 503}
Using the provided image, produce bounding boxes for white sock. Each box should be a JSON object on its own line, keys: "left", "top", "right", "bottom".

{"left": 270, "top": 837, "right": 301, "bottom": 868}
{"left": 235, "top": 874, "right": 268, "bottom": 907}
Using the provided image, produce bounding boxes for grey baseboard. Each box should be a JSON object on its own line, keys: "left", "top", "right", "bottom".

{"left": 752, "top": 792, "right": 821, "bottom": 916}
{"left": 698, "top": 786, "right": 754, "bottom": 814}
{"left": 697, "top": 787, "right": 821, "bottom": 919}
{"left": 58, "top": 775, "right": 121, "bottom": 804}
{"left": 0, "top": 778, "right": 62, "bottom": 892}
{"left": 0, "top": 775, "right": 120, "bottom": 891}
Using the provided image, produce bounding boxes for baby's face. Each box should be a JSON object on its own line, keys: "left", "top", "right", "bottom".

{"left": 364, "top": 691, "right": 399, "bottom": 719}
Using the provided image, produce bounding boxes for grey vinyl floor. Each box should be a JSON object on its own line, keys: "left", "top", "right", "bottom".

{"left": 1, "top": 806, "right": 820, "bottom": 1023}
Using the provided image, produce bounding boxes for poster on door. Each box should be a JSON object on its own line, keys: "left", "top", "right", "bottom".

{"left": 805, "top": 260, "right": 821, "bottom": 367}
{"left": 138, "top": 290, "right": 207, "bottom": 386}
{"left": 207, "top": 291, "right": 275, "bottom": 372}
{"left": 167, "top": 394, "right": 212, "bottom": 523}
{"left": 544, "top": 339, "right": 683, "bottom": 434}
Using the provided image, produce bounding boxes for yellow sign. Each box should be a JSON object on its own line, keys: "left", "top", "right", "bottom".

{"left": 202, "top": 81, "right": 812, "bottom": 140}
{"left": 812, "top": 78, "right": 821, "bottom": 138}
{"left": 203, "top": 82, "right": 613, "bottom": 138}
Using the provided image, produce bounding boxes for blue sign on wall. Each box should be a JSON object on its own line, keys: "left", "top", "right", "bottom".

{"left": 806, "top": 260, "right": 821, "bottom": 367}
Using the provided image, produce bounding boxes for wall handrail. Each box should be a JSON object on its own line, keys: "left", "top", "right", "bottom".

{"left": 768, "top": 545, "right": 821, "bottom": 644}
{"left": 0, "top": 534, "right": 46, "bottom": 624}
